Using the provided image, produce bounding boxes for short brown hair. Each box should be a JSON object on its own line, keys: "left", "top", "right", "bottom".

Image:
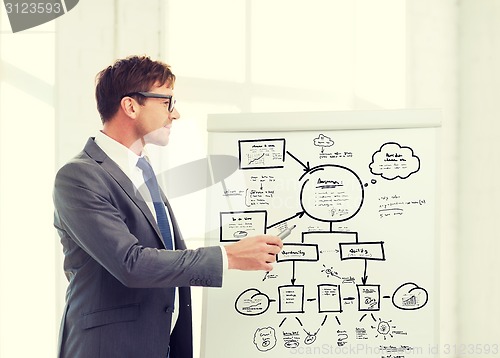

{"left": 95, "top": 55, "right": 176, "bottom": 122}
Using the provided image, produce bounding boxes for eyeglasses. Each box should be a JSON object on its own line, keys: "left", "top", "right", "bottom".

{"left": 123, "top": 91, "right": 176, "bottom": 112}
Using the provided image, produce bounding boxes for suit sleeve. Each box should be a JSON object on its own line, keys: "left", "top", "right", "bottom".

{"left": 53, "top": 160, "right": 223, "bottom": 288}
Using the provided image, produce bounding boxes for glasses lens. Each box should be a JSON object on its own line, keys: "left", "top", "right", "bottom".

{"left": 169, "top": 98, "right": 176, "bottom": 113}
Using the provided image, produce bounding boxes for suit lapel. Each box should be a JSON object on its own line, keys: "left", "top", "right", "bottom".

{"left": 83, "top": 138, "right": 166, "bottom": 247}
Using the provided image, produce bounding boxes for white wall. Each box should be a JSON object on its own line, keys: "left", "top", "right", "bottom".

{"left": 0, "top": 10, "right": 57, "bottom": 358}
{"left": 1, "top": 0, "right": 499, "bottom": 357}
{"left": 458, "top": 0, "right": 500, "bottom": 347}
{"left": 406, "top": 0, "right": 459, "bottom": 348}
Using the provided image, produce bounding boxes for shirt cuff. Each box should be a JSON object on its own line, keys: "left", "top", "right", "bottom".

{"left": 219, "top": 245, "right": 229, "bottom": 283}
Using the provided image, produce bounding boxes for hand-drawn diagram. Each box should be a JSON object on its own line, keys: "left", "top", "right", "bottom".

{"left": 204, "top": 126, "right": 438, "bottom": 358}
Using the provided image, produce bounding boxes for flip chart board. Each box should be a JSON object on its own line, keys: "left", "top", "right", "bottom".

{"left": 202, "top": 109, "right": 441, "bottom": 358}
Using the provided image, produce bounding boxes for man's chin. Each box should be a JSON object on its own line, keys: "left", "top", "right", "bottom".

{"left": 144, "top": 130, "right": 170, "bottom": 146}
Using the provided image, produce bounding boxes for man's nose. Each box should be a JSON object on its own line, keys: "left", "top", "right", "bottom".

{"left": 170, "top": 107, "right": 180, "bottom": 120}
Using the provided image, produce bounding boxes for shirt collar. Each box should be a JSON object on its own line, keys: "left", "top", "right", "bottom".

{"left": 94, "top": 131, "right": 144, "bottom": 174}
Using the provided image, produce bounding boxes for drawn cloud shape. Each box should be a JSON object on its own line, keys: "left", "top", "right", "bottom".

{"left": 369, "top": 142, "right": 420, "bottom": 180}
{"left": 235, "top": 288, "right": 271, "bottom": 316}
{"left": 253, "top": 327, "right": 277, "bottom": 352}
{"left": 392, "top": 282, "right": 429, "bottom": 310}
{"left": 313, "top": 134, "right": 334, "bottom": 147}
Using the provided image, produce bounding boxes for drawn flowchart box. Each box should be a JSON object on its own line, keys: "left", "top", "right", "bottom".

{"left": 219, "top": 211, "right": 267, "bottom": 242}
{"left": 339, "top": 242, "right": 385, "bottom": 261}
{"left": 276, "top": 243, "right": 319, "bottom": 263}
{"left": 278, "top": 285, "right": 305, "bottom": 313}
{"left": 357, "top": 284, "right": 381, "bottom": 311}
{"left": 303, "top": 231, "right": 359, "bottom": 243}
{"left": 318, "top": 284, "right": 342, "bottom": 313}
{"left": 238, "top": 138, "right": 286, "bottom": 169}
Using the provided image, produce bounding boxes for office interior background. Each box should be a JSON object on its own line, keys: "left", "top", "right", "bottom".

{"left": 0, "top": 0, "right": 499, "bottom": 356}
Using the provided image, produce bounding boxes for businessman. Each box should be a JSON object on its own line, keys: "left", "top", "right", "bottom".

{"left": 53, "top": 55, "right": 283, "bottom": 358}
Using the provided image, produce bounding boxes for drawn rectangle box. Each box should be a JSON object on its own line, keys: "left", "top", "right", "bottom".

{"left": 339, "top": 241, "right": 385, "bottom": 261}
{"left": 317, "top": 284, "right": 342, "bottom": 313}
{"left": 276, "top": 243, "right": 319, "bottom": 263}
{"left": 238, "top": 138, "right": 286, "bottom": 169}
{"left": 303, "top": 231, "right": 359, "bottom": 243}
{"left": 219, "top": 210, "right": 267, "bottom": 242}
{"left": 278, "top": 285, "right": 305, "bottom": 313}
{"left": 357, "top": 284, "right": 381, "bottom": 311}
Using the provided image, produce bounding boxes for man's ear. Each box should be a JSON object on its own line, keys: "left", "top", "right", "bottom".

{"left": 120, "top": 97, "right": 139, "bottom": 119}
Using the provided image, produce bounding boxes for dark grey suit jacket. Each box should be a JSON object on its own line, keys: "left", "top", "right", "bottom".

{"left": 53, "top": 138, "right": 223, "bottom": 358}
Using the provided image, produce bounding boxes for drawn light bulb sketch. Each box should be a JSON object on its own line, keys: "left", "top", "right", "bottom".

{"left": 373, "top": 318, "right": 393, "bottom": 340}
{"left": 321, "top": 264, "right": 340, "bottom": 279}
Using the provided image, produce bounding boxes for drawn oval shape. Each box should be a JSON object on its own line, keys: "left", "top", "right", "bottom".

{"left": 304, "top": 335, "right": 317, "bottom": 345}
{"left": 234, "top": 288, "right": 270, "bottom": 316}
{"left": 284, "top": 340, "right": 300, "bottom": 349}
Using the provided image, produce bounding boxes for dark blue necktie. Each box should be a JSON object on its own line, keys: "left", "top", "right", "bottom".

{"left": 137, "top": 157, "right": 176, "bottom": 335}
{"left": 137, "top": 157, "right": 174, "bottom": 250}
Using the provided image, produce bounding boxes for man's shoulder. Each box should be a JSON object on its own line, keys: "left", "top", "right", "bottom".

{"left": 55, "top": 138, "right": 107, "bottom": 181}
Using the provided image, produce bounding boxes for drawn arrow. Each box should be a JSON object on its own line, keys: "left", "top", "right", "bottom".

{"left": 267, "top": 211, "right": 305, "bottom": 229}
{"left": 286, "top": 151, "right": 311, "bottom": 173}
{"left": 361, "top": 259, "right": 368, "bottom": 285}
{"left": 291, "top": 262, "right": 296, "bottom": 285}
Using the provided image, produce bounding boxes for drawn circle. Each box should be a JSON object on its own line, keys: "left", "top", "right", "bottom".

{"left": 299, "top": 164, "right": 364, "bottom": 222}
{"left": 391, "top": 282, "right": 429, "bottom": 310}
{"left": 235, "top": 288, "right": 270, "bottom": 316}
{"left": 377, "top": 321, "right": 391, "bottom": 335}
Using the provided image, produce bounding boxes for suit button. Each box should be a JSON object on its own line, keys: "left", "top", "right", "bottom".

{"left": 165, "top": 306, "right": 173, "bottom": 313}
{"left": 207, "top": 279, "right": 212, "bottom": 286}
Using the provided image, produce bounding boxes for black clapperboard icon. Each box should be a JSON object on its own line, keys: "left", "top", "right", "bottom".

{"left": 3, "top": 0, "right": 80, "bottom": 33}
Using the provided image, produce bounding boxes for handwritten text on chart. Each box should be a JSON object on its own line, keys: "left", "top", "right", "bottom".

{"left": 378, "top": 194, "right": 427, "bottom": 219}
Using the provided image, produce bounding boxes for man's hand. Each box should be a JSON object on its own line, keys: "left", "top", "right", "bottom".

{"left": 224, "top": 235, "right": 283, "bottom": 271}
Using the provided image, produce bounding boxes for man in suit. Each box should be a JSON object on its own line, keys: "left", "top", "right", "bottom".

{"left": 53, "top": 55, "right": 283, "bottom": 358}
